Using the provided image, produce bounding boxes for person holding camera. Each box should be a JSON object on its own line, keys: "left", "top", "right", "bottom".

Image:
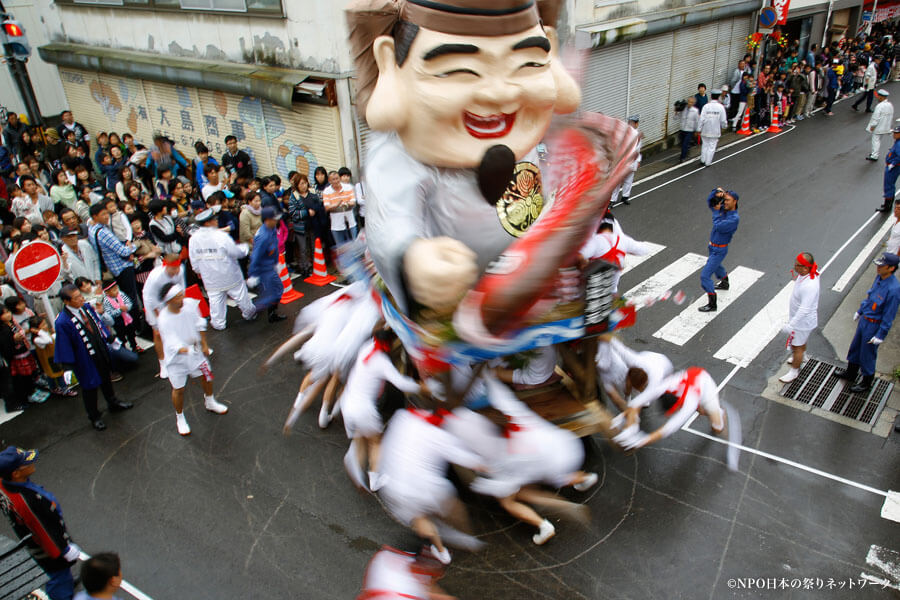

{"left": 699, "top": 188, "right": 740, "bottom": 313}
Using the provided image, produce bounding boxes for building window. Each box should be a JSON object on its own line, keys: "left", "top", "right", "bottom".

{"left": 62, "top": 0, "right": 281, "bottom": 16}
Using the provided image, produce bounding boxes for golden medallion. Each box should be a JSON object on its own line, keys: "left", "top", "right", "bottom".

{"left": 497, "top": 162, "right": 544, "bottom": 237}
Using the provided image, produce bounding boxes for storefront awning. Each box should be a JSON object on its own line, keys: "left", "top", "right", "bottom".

{"left": 38, "top": 42, "right": 334, "bottom": 109}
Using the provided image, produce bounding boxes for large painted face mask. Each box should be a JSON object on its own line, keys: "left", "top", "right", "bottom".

{"left": 351, "top": 0, "right": 580, "bottom": 168}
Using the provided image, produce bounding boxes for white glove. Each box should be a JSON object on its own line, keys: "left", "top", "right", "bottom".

{"left": 237, "top": 243, "right": 250, "bottom": 256}
{"left": 868, "top": 336, "right": 884, "bottom": 345}
{"left": 246, "top": 276, "right": 259, "bottom": 289}
{"left": 853, "top": 312, "right": 860, "bottom": 321}
{"left": 63, "top": 543, "right": 81, "bottom": 562}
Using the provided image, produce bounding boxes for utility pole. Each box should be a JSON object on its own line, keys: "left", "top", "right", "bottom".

{"left": 0, "top": 0, "right": 43, "bottom": 128}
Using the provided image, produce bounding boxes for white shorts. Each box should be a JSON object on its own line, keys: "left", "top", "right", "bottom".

{"left": 790, "top": 328, "right": 812, "bottom": 346}
{"left": 167, "top": 358, "right": 212, "bottom": 389}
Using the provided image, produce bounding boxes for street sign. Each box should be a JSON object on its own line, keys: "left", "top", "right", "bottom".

{"left": 863, "top": 10, "right": 872, "bottom": 22}
{"left": 11, "top": 240, "right": 61, "bottom": 294}
{"left": 759, "top": 7, "right": 778, "bottom": 29}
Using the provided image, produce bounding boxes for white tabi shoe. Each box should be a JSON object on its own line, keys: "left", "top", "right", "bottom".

{"left": 532, "top": 519, "right": 555, "bottom": 545}
{"left": 430, "top": 544, "right": 452, "bottom": 565}
{"left": 176, "top": 412, "right": 191, "bottom": 436}
{"left": 779, "top": 368, "right": 800, "bottom": 383}
{"left": 573, "top": 472, "right": 599, "bottom": 492}
{"left": 318, "top": 402, "right": 333, "bottom": 429}
{"left": 204, "top": 396, "right": 228, "bottom": 414}
{"left": 343, "top": 443, "right": 366, "bottom": 490}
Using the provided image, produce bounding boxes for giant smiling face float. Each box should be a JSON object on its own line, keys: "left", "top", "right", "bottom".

{"left": 347, "top": 0, "right": 639, "bottom": 343}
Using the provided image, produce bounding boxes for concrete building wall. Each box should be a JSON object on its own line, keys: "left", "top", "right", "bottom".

{"left": 49, "top": 1, "right": 353, "bottom": 74}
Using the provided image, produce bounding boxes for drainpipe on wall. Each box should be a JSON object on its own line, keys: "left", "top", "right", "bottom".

{"left": 822, "top": 0, "right": 835, "bottom": 47}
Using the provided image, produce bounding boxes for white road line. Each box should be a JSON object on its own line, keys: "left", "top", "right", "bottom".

{"left": 819, "top": 212, "right": 879, "bottom": 273}
{"left": 15, "top": 256, "right": 59, "bottom": 279}
{"left": 79, "top": 551, "right": 155, "bottom": 600}
{"left": 883, "top": 491, "right": 900, "bottom": 523}
{"left": 863, "top": 544, "right": 900, "bottom": 589}
{"left": 620, "top": 242, "right": 665, "bottom": 274}
{"left": 622, "top": 252, "right": 706, "bottom": 309}
{"left": 713, "top": 281, "right": 794, "bottom": 366}
{"left": 832, "top": 216, "right": 895, "bottom": 292}
{"left": 653, "top": 266, "right": 763, "bottom": 346}
{"left": 630, "top": 126, "right": 796, "bottom": 201}
{"left": 631, "top": 127, "right": 794, "bottom": 187}
{"left": 681, "top": 425, "right": 890, "bottom": 497}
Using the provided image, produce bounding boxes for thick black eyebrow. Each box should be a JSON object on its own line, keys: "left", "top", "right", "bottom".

{"left": 512, "top": 36, "right": 550, "bottom": 52}
{"left": 422, "top": 44, "right": 480, "bottom": 61}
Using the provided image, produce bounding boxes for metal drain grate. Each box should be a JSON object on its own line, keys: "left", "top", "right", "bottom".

{"left": 779, "top": 358, "right": 893, "bottom": 427}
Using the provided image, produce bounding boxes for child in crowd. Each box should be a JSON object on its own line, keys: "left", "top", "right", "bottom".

{"left": 101, "top": 278, "right": 141, "bottom": 354}
{"left": 29, "top": 316, "right": 78, "bottom": 397}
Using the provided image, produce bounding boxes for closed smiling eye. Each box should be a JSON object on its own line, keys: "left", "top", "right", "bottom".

{"left": 519, "top": 62, "right": 548, "bottom": 70}
{"left": 437, "top": 68, "right": 480, "bottom": 78}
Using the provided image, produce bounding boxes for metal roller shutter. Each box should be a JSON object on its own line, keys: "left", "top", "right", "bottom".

{"left": 668, "top": 23, "right": 719, "bottom": 114}
{"left": 355, "top": 111, "right": 372, "bottom": 165}
{"left": 714, "top": 20, "right": 735, "bottom": 92}
{"left": 628, "top": 32, "right": 673, "bottom": 144}
{"left": 730, "top": 16, "right": 751, "bottom": 68}
{"left": 269, "top": 102, "right": 345, "bottom": 181}
{"left": 581, "top": 42, "right": 629, "bottom": 118}
{"left": 140, "top": 80, "right": 207, "bottom": 161}
{"left": 98, "top": 74, "right": 154, "bottom": 145}
{"left": 57, "top": 69, "right": 108, "bottom": 140}
{"left": 57, "top": 67, "right": 346, "bottom": 183}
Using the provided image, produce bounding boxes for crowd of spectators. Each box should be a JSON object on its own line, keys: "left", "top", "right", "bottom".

{"left": 678, "top": 24, "right": 900, "bottom": 143}
{"left": 0, "top": 109, "right": 365, "bottom": 413}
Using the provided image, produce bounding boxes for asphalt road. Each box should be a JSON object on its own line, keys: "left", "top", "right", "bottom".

{"left": 3, "top": 91, "right": 900, "bottom": 599}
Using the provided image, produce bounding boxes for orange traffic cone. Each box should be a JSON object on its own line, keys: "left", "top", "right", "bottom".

{"left": 304, "top": 238, "right": 336, "bottom": 286}
{"left": 278, "top": 252, "right": 304, "bottom": 304}
{"left": 767, "top": 103, "right": 783, "bottom": 133}
{"left": 736, "top": 106, "right": 752, "bottom": 136}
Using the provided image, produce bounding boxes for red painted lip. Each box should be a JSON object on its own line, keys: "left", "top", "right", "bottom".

{"left": 463, "top": 111, "right": 516, "bottom": 139}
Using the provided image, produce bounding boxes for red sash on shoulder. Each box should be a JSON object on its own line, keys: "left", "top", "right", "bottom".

{"left": 664, "top": 367, "right": 704, "bottom": 416}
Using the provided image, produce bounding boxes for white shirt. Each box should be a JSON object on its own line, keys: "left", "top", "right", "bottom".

{"left": 157, "top": 298, "right": 207, "bottom": 368}
{"left": 511, "top": 345, "right": 557, "bottom": 386}
{"left": 201, "top": 180, "right": 225, "bottom": 201}
{"left": 699, "top": 101, "right": 728, "bottom": 137}
{"left": 869, "top": 100, "right": 895, "bottom": 134}
{"left": 188, "top": 226, "right": 249, "bottom": 292}
{"left": 864, "top": 63, "right": 878, "bottom": 91}
{"left": 342, "top": 341, "right": 420, "bottom": 404}
{"left": 361, "top": 548, "right": 430, "bottom": 598}
{"left": 11, "top": 194, "right": 53, "bottom": 224}
{"left": 887, "top": 219, "right": 900, "bottom": 254}
{"left": 580, "top": 231, "right": 651, "bottom": 292}
{"left": 142, "top": 265, "right": 185, "bottom": 317}
{"left": 681, "top": 106, "right": 700, "bottom": 132}
{"left": 628, "top": 368, "right": 719, "bottom": 438}
{"left": 62, "top": 240, "right": 101, "bottom": 283}
{"left": 788, "top": 274, "right": 819, "bottom": 331}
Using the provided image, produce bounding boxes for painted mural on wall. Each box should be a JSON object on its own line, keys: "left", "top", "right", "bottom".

{"left": 58, "top": 68, "right": 342, "bottom": 182}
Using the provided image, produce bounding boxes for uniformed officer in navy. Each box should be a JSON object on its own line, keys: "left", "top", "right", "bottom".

{"left": 699, "top": 187, "right": 740, "bottom": 312}
{"left": 248, "top": 206, "right": 287, "bottom": 323}
{"left": 0, "top": 446, "right": 81, "bottom": 600}
{"left": 878, "top": 123, "right": 900, "bottom": 213}
{"left": 836, "top": 252, "right": 900, "bottom": 393}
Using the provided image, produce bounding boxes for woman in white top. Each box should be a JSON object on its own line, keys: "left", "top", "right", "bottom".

{"left": 780, "top": 252, "right": 820, "bottom": 383}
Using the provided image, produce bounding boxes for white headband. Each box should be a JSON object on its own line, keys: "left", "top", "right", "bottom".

{"left": 163, "top": 284, "right": 184, "bottom": 304}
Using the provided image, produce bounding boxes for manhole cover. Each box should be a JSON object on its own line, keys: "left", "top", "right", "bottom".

{"left": 780, "top": 358, "right": 893, "bottom": 426}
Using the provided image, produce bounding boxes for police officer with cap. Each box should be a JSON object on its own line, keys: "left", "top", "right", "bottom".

{"left": 248, "top": 206, "right": 286, "bottom": 323}
{"left": 879, "top": 121, "right": 900, "bottom": 212}
{"left": 0, "top": 446, "right": 81, "bottom": 600}
{"left": 612, "top": 115, "right": 641, "bottom": 206}
{"left": 836, "top": 252, "right": 900, "bottom": 393}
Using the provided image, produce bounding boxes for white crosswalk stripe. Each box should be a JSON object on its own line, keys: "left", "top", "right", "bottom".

{"left": 621, "top": 242, "right": 665, "bottom": 274}
{"left": 713, "top": 281, "right": 793, "bottom": 366}
{"left": 622, "top": 252, "right": 706, "bottom": 310}
{"left": 653, "top": 266, "right": 764, "bottom": 346}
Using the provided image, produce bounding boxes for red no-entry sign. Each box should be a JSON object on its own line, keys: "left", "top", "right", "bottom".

{"left": 11, "top": 240, "right": 62, "bottom": 294}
